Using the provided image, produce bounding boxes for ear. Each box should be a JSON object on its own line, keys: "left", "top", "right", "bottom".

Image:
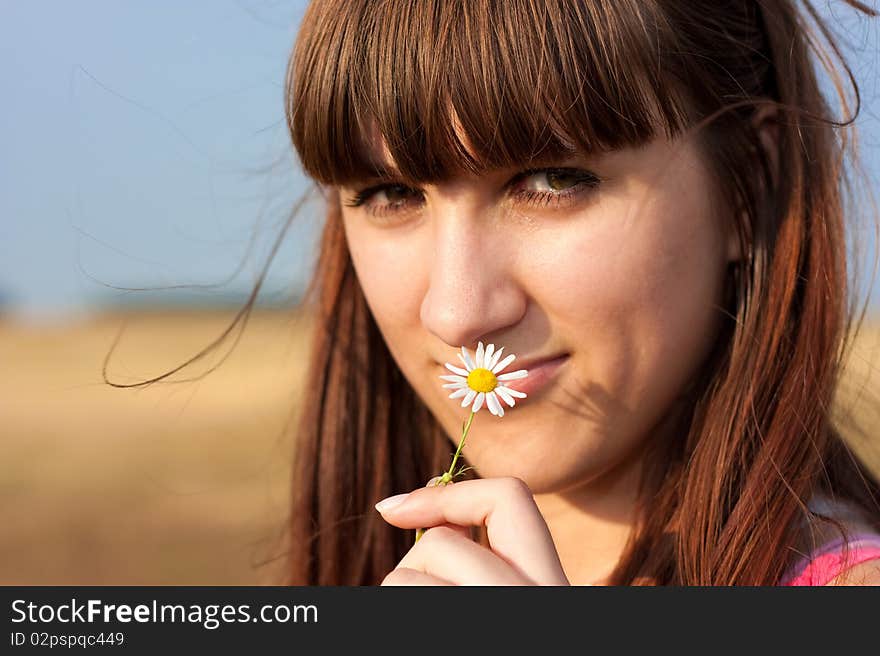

{"left": 726, "top": 104, "right": 780, "bottom": 264}
{"left": 751, "top": 104, "right": 780, "bottom": 191}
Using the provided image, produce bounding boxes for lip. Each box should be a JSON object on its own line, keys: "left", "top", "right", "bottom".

{"left": 501, "top": 353, "right": 570, "bottom": 398}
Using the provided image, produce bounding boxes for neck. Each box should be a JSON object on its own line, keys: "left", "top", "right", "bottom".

{"left": 533, "top": 447, "right": 645, "bottom": 586}
{"left": 537, "top": 392, "right": 692, "bottom": 585}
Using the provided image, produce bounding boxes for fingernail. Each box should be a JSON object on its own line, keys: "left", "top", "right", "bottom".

{"left": 375, "top": 493, "right": 410, "bottom": 513}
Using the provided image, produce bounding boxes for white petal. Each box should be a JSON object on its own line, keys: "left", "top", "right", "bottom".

{"left": 458, "top": 352, "right": 475, "bottom": 371}
{"left": 475, "top": 342, "right": 485, "bottom": 368}
{"left": 449, "top": 388, "right": 469, "bottom": 399}
{"left": 461, "top": 389, "right": 477, "bottom": 407}
{"left": 460, "top": 346, "right": 475, "bottom": 370}
{"left": 497, "top": 369, "right": 528, "bottom": 381}
{"left": 486, "top": 392, "right": 503, "bottom": 417}
{"left": 472, "top": 392, "right": 486, "bottom": 412}
{"left": 439, "top": 374, "right": 467, "bottom": 383}
{"left": 484, "top": 343, "right": 495, "bottom": 370}
{"left": 495, "top": 386, "right": 516, "bottom": 407}
{"left": 442, "top": 382, "right": 467, "bottom": 389}
{"left": 444, "top": 362, "right": 469, "bottom": 376}
{"left": 488, "top": 346, "right": 504, "bottom": 370}
{"left": 492, "top": 353, "right": 516, "bottom": 374}
{"left": 496, "top": 396, "right": 505, "bottom": 417}
{"left": 499, "top": 385, "right": 527, "bottom": 399}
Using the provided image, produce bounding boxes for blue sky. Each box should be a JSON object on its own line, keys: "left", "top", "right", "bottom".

{"left": 2, "top": 1, "right": 879, "bottom": 323}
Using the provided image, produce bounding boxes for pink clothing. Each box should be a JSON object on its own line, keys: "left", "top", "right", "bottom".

{"left": 779, "top": 533, "right": 880, "bottom": 586}
{"left": 778, "top": 493, "right": 880, "bottom": 586}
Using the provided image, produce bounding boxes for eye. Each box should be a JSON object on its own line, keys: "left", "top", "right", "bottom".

{"left": 509, "top": 168, "right": 601, "bottom": 208}
{"left": 342, "top": 183, "right": 423, "bottom": 222}
{"left": 342, "top": 167, "right": 601, "bottom": 223}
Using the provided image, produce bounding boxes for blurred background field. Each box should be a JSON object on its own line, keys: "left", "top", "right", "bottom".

{"left": 2, "top": 306, "right": 880, "bottom": 585}
{"left": 0, "top": 307, "right": 314, "bottom": 585}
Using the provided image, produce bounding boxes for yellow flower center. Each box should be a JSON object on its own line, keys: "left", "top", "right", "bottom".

{"left": 467, "top": 367, "right": 498, "bottom": 393}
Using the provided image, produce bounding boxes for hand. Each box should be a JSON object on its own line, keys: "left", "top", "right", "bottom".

{"left": 375, "top": 477, "right": 570, "bottom": 586}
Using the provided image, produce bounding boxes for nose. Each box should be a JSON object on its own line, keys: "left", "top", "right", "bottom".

{"left": 419, "top": 209, "right": 526, "bottom": 351}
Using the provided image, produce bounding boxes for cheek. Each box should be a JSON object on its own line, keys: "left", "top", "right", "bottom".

{"left": 345, "top": 228, "right": 426, "bottom": 328}
{"left": 541, "top": 185, "right": 727, "bottom": 409}
{"left": 343, "top": 226, "right": 432, "bottom": 386}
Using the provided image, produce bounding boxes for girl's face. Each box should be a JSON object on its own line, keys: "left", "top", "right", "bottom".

{"left": 337, "top": 127, "right": 740, "bottom": 495}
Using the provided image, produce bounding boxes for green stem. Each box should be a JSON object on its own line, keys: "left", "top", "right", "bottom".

{"left": 414, "top": 409, "right": 476, "bottom": 543}
{"left": 446, "top": 410, "right": 475, "bottom": 480}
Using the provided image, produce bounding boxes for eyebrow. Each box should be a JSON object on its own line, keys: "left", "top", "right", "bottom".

{"left": 351, "top": 147, "right": 589, "bottom": 186}
{"left": 363, "top": 161, "right": 402, "bottom": 179}
{"left": 342, "top": 151, "right": 404, "bottom": 185}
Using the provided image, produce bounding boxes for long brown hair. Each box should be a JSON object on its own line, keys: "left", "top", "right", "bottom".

{"left": 110, "top": 0, "right": 880, "bottom": 585}
{"left": 278, "top": 0, "right": 880, "bottom": 585}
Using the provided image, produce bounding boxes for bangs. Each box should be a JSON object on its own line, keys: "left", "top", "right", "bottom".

{"left": 287, "top": 0, "right": 692, "bottom": 187}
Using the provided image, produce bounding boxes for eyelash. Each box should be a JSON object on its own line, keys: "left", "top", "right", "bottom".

{"left": 342, "top": 167, "right": 601, "bottom": 222}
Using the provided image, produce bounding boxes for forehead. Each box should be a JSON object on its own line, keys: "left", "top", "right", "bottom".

{"left": 357, "top": 121, "right": 402, "bottom": 175}
{"left": 358, "top": 105, "right": 482, "bottom": 174}
{"left": 289, "top": 0, "right": 699, "bottom": 190}
{"left": 355, "top": 110, "right": 582, "bottom": 184}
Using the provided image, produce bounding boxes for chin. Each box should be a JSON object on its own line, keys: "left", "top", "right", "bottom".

{"left": 464, "top": 456, "right": 591, "bottom": 495}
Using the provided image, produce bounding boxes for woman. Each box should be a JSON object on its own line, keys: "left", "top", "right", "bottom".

{"left": 280, "top": 0, "right": 880, "bottom": 585}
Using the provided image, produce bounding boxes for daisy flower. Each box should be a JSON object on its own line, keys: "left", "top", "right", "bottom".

{"left": 413, "top": 342, "right": 529, "bottom": 543}
{"left": 438, "top": 341, "right": 529, "bottom": 417}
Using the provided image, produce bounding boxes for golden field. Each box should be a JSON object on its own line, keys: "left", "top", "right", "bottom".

{"left": 0, "top": 307, "right": 314, "bottom": 585}
{"left": 1, "top": 307, "right": 880, "bottom": 585}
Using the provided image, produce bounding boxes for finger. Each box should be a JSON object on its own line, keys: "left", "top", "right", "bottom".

{"left": 398, "top": 526, "right": 527, "bottom": 585}
{"left": 415, "top": 521, "right": 470, "bottom": 540}
{"left": 412, "top": 478, "right": 470, "bottom": 540}
{"left": 381, "top": 566, "right": 454, "bottom": 586}
{"left": 375, "top": 477, "right": 567, "bottom": 585}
